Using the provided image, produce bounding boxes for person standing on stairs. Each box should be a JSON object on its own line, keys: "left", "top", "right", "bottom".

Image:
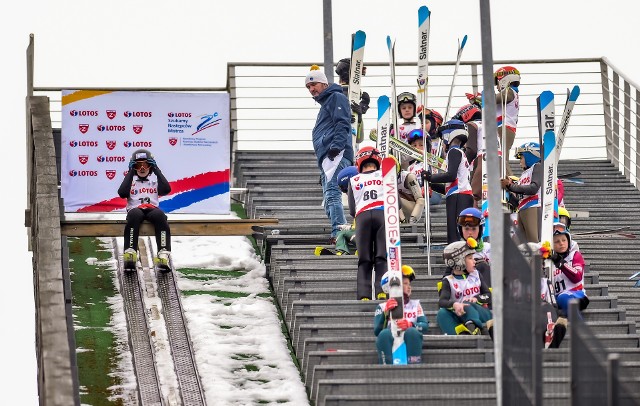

{"left": 305, "top": 65, "right": 354, "bottom": 244}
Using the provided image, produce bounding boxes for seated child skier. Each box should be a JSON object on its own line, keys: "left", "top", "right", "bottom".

{"left": 374, "top": 265, "right": 429, "bottom": 364}
{"left": 421, "top": 119, "right": 474, "bottom": 243}
{"left": 347, "top": 146, "right": 387, "bottom": 300}
{"left": 437, "top": 240, "right": 493, "bottom": 336}
{"left": 549, "top": 227, "right": 589, "bottom": 318}
{"left": 500, "top": 142, "right": 543, "bottom": 243}
{"left": 118, "top": 149, "right": 172, "bottom": 271}
{"left": 456, "top": 207, "right": 491, "bottom": 285}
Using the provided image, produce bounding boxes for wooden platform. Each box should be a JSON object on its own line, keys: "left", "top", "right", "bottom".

{"left": 60, "top": 218, "right": 278, "bottom": 237}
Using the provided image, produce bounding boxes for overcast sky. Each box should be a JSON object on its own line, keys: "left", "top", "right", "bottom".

{"left": 2, "top": 0, "right": 639, "bottom": 403}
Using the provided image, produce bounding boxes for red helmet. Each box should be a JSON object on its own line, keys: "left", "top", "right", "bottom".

{"left": 355, "top": 146, "right": 382, "bottom": 172}
{"left": 417, "top": 107, "right": 443, "bottom": 136}
{"left": 494, "top": 66, "right": 521, "bottom": 90}
{"left": 454, "top": 104, "right": 482, "bottom": 123}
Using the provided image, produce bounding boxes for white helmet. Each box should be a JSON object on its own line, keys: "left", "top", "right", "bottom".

{"left": 443, "top": 241, "right": 476, "bottom": 271}
{"left": 380, "top": 265, "right": 415, "bottom": 293}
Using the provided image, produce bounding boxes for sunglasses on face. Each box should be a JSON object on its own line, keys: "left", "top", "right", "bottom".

{"left": 135, "top": 162, "right": 150, "bottom": 170}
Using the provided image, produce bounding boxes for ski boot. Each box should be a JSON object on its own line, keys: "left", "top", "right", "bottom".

{"left": 123, "top": 248, "right": 137, "bottom": 272}
{"left": 155, "top": 249, "right": 171, "bottom": 272}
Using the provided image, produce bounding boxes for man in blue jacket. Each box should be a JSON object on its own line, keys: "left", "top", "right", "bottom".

{"left": 305, "top": 65, "right": 354, "bottom": 244}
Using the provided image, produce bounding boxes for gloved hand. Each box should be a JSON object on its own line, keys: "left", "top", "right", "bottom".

{"left": 550, "top": 251, "right": 563, "bottom": 267}
{"left": 500, "top": 178, "right": 512, "bottom": 189}
{"left": 383, "top": 298, "right": 398, "bottom": 314}
{"left": 360, "top": 92, "right": 370, "bottom": 114}
{"left": 396, "top": 319, "right": 413, "bottom": 331}
{"left": 146, "top": 158, "right": 157, "bottom": 168}
{"left": 327, "top": 148, "right": 341, "bottom": 161}
{"left": 421, "top": 169, "right": 432, "bottom": 182}
{"left": 128, "top": 159, "right": 136, "bottom": 170}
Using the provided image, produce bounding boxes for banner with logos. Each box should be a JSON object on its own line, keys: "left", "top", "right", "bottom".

{"left": 61, "top": 90, "right": 230, "bottom": 214}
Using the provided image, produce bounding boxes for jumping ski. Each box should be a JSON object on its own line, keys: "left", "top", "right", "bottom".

{"left": 382, "top": 156, "right": 407, "bottom": 365}
{"left": 349, "top": 30, "right": 367, "bottom": 146}
{"left": 123, "top": 248, "right": 138, "bottom": 272}
{"left": 370, "top": 129, "right": 445, "bottom": 170}
{"left": 555, "top": 85, "right": 580, "bottom": 161}
{"left": 377, "top": 96, "right": 391, "bottom": 158}
{"left": 443, "top": 34, "right": 468, "bottom": 122}
{"left": 387, "top": 36, "right": 399, "bottom": 152}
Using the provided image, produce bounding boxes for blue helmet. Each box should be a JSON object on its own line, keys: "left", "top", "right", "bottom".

{"left": 457, "top": 207, "right": 484, "bottom": 239}
{"left": 337, "top": 166, "right": 358, "bottom": 193}
{"left": 437, "top": 119, "right": 468, "bottom": 147}
{"left": 515, "top": 142, "right": 541, "bottom": 168}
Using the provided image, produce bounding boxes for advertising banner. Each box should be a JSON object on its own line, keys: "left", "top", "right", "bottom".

{"left": 61, "top": 90, "right": 230, "bottom": 214}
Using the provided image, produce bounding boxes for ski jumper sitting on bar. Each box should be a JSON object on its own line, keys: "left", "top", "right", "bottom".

{"left": 494, "top": 65, "right": 521, "bottom": 178}
{"left": 437, "top": 240, "right": 493, "bottom": 336}
{"left": 348, "top": 146, "right": 387, "bottom": 300}
{"left": 118, "top": 149, "right": 172, "bottom": 271}
{"left": 374, "top": 265, "right": 429, "bottom": 364}
{"left": 421, "top": 119, "right": 474, "bottom": 244}
{"left": 500, "top": 142, "right": 542, "bottom": 243}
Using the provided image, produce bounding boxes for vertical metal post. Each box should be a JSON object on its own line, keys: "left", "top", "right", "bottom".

{"left": 607, "top": 353, "right": 620, "bottom": 406}
{"left": 227, "top": 63, "right": 238, "bottom": 188}
{"left": 322, "top": 0, "right": 334, "bottom": 84}
{"left": 600, "top": 60, "right": 615, "bottom": 165}
{"left": 532, "top": 255, "right": 542, "bottom": 406}
{"left": 471, "top": 63, "right": 479, "bottom": 95}
{"left": 636, "top": 89, "right": 640, "bottom": 189}
{"left": 26, "top": 34, "right": 35, "bottom": 248}
{"left": 569, "top": 300, "right": 580, "bottom": 406}
{"left": 612, "top": 71, "right": 621, "bottom": 168}
{"left": 623, "top": 81, "right": 631, "bottom": 180}
{"left": 479, "top": 2, "right": 504, "bottom": 405}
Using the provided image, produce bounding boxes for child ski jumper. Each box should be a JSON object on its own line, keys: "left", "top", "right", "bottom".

{"left": 550, "top": 228, "right": 589, "bottom": 318}
{"left": 501, "top": 142, "right": 542, "bottom": 243}
{"left": 117, "top": 149, "right": 172, "bottom": 271}
{"left": 374, "top": 265, "right": 429, "bottom": 364}
{"left": 405, "top": 129, "right": 442, "bottom": 206}
{"left": 457, "top": 207, "right": 491, "bottom": 285}
{"left": 494, "top": 65, "right": 521, "bottom": 177}
{"left": 348, "top": 146, "right": 387, "bottom": 300}
{"left": 422, "top": 119, "right": 473, "bottom": 243}
{"left": 437, "top": 240, "right": 493, "bottom": 336}
{"left": 396, "top": 131, "right": 428, "bottom": 222}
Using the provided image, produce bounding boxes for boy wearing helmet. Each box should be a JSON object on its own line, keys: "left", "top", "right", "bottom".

{"left": 494, "top": 65, "right": 521, "bottom": 177}
{"left": 550, "top": 228, "right": 589, "bottom": 318}
{"left": 374, "top": 265, "right": 429, "bottom": 364}
{"left": 438, "top": 240, "right": 493, "bottom": 336}
{"left": 421, "top": 119, "right": 474, "bottom": 243}
{"left": 404, "top": 129, "right": 443, "bottom": 207}
{"left": 347, "top": 146, "right": 387, "bottom": 300}
{"left": 452, "top": 104, "right": 486, "bottom": 205}
{"left": 501, "top": 142, "right": 543, "bottom": 243}
{"left": 456, "top": 207, "right": 491, "bottom": 285}
{"left": 117, "top": 149, "right": 172, "bottom": 271}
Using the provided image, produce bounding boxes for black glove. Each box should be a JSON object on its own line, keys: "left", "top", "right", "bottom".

{"left": 350, "top": 101, "right": 363, "bottom": 124}
{"left": 327, "top": 148, "right": 341, "bottom": 161}
{"left": 550, "top": 252, "right": 563, "bottom": 267}
{"left": 421, "top": 169, "right": 432, "bottom": 182}
{"left": 146, "top": 158, "right": 157, "bottom": 168}
{"left": 360, "top": 91, "right": 370, "bottom": 114}
{"left": 128, "top": 159, "right": 136, "bottom": 170}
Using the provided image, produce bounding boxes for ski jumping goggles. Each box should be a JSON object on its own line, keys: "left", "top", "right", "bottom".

{"left": 514, "top": 145, "right": 541, "bottom": 160}
{"left": 553, "top": 222, "right": 568, "bottom": 233}
{"left": 134, "top": 161, "right": 150, "bottom": 170}
{"left": 397, "top": 92, "right": 417, "bottom": 104}
{"left": 457, "top": 216, "right": 481, "bottom": 228}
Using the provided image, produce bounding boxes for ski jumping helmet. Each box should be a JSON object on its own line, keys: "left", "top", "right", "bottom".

{"left": 553, "top": 228, "right": 572, "bottom": 249}
{"left": 457, "top": 207, "right": 484, "bottom": 239}
{"left": 421, "top": 108, "right": 444, "bottom": 136}
{"left": 131, "top": 149, "right": 153, "bottom": 162}
{"left": 355, "top": 145, "right": 383, "bottom": 172}
{"left": 335, "top": 58, "right": 351, "bottom": 82}
{"left": 380, "top": 265, "right": 416, "bottom": 294}
{"left": 438, "top": 119, "right": 468, "bottom": 147}
{"left": 397, "top": 92, "right": 417, "bottom": 114}
{"left": 558, "top": 207, "right": 572, "bottom": 229}
{"left": 494, "top": 66, "right": 521, "bottom": 91}
{"left": 443, "top": 241, "right": 477, "bottom": 272}
{"left": 337, "top": 166, "right": 359, "bottom": 193}
{"left": 453, "top": 104, "right": 482, "bottom": 123}
{"left": 515, "top": 142, "right": 541, "bottom": 168}
{"left": 407, "top": 128, "right": 424, "bottom": 145}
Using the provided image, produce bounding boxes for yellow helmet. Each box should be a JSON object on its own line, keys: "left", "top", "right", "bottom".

{"left": 558, "top": 207, "right": 571, "bottom": 229}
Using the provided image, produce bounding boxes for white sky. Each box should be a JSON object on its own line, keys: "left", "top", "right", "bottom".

{"left": 2, "top": 0, "right": 639, "bottom": 403}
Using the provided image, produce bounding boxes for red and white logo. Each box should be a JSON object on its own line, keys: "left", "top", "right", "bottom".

{"left": 78, "top": 155, "right": 89, "bottom": 165}
{"left": 106, "top": 110, "right": 117, "bottom": 120}
{"left": 79, "top": 124, "right": 89, "bottom": 134}
{"left": 105, "top": 170, "right": 116, "bottom": 180}
{"left": 169, "top": 137, "right": 178, "bottom": 146}
{"left": 133, "top": 125, "right": 143, "bottom": 134}
{"left": 106, "top": 140, "right": 117, "bottom": 150}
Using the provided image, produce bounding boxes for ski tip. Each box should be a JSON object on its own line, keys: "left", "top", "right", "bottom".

{"left": 354, "top": 30, "right": 366, "bottom": 49}
{"left": 569, "top": 85, "right": 581, "bottom": 100}
{"left": 418, "top": 5, "right": 430, "bottom": 23}
{"left": 539, "top": 90, "right": 554, "bottom": 109}
{"left": 461, "top": 34, "right": 468, "bottom": 48}
{"left": 377, "top": 96, "right": 390, "bottom": 120}
{"left": 386, "top": 35, "right": 393, "bottom": 49}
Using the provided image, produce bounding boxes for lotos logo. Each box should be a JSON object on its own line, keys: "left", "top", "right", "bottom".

{"left": 463, "top": 286, "right": 480, "bottom": 296}
{"left": 106, "top": 110, "right": 117, "bottom": 120}
{"left": 354, "top": 179, "right": 382, "bottom": 191}
{"left": 123, "top": 141, "right": 153, "bottom": 148}
{"left": 130, "top": 188, "right": 138, "bottom": 196}
{"left": 79, "top": 124, "right": 89, "bottom": 134}
{"left": 97, "top": 124, "right": 126, "bottom": 132}
{"left": 105, "top": 140, "right": 117, "bottom": 150}
{"left": 68, "top": 170, "right": 98, "bottom": 177}
{"left": 167, "top": 112, "right": 191, "bottom": 118}
{"left": 124, "top": 111, "right": 152, "bottom": 118}
{"left": 105, "top": 170, "right": 116, "bottom": 180}
{"left": 97, "top": 155, "right": 126, "bottom": 163}
{"left": 169, "top": 137, "right": 178, "bottom": 146}
{"left": 70, "top": 110, "right": 98, "bottom": 117}
{"left": 78, "top": 155, "right": 89, "bottom": 165}
{"left": 138, "top": 187, "right": 157, "bottom": 194}
{"left": 69, "top": 140, "right": 98, "bottom": 147}
{"left": 132, "top": 125, "right": 143, "bottom": 134}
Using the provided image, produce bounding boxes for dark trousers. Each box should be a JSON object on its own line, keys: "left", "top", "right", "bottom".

{"left": 445, "top": 193, "right": 474, "bottom": 243}
{"left": 124, "top": 207, "right": 171, "bottom": 251}
{"left": 355, "top": 209, "right": 387, "bottom": 300}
